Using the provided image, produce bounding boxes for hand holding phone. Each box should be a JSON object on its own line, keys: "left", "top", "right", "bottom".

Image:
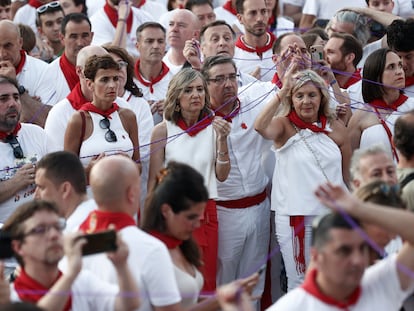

{"left": 310, "top": 45, "right": 324, "bottom": 63}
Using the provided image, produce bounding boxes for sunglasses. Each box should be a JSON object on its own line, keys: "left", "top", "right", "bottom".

{"left": 5, "top": 135, "right": 24, "bottom": 159}
{"left": 99, "top": 117, "right": 117, "bottom": 143}
{"left": 36, "top": 1, "right": 61, "bottom": 14}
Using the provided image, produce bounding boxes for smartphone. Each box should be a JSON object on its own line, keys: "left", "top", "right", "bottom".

{"left": 81, "top": 230, "right": 118, "bottom": 256}
{"left": 257, "top": 263, "right": 267, "bottom": 276}
{"left": 0, "top": 230, "right": 14, "bottom": 259}
{"left": 310, "top": 45, "right": 324, "bottom": 63}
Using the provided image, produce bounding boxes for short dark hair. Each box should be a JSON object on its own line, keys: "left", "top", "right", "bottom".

{"left": 200, "top": 20, "right": 236, "bottom": 43}
{"left": 329, "top": 32, "right": 363, "bottom": 67}
{"left": 387, "top": 19, "right": 414, "bottom": 52}
{"left": 136, "top": 21, "right": 166, "bottom": 41}
{"left": 84, "top": 54, "right": 119, "bottom": 81}
{"left": 201, "top": 55, "right": 237, "bottom": 80}
{"left": 2, "top": 200, "right": 59, "bottom": 266}
{"left": 362, "top": 48, "right": 396, "bottom": 103}
{"left": 311, "top": 212, "right": 361, "bottom": 249}
{"left": 185, "top": 0, "right": 213, "bottom": 10}
{"left": 272, "top": 32, "right": 301, "bottom": 54}
{"left": 61, "top": 12, "right": 91, "bottom": 36}
{"left": 0, "top": 74, "right": 19, "bottom": 90}
{"left": 235, "top": 0, "right": 246, "bottom": 14}
{"left": 394, "top": 110, "right": 414, "bottom": 161}
{"left": 0, "top": 0, "right": 11, "bottom": 6}
{"left": 36, "top": 151, "right": 87, "bottom": 195}
{"left": 35, "top": 1, "right": 64, "bottom": 28}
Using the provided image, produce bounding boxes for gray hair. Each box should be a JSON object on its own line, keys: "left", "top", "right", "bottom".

{"left": 350, "top": 144, "right": 391, "bottom": 182}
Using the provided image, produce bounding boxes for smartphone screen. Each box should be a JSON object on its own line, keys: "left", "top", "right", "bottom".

{"left": 81, "top": 230, "right": 118, "bottom": 256}
{"left": 0, "top": 230, "right": 14, "bottom": 259}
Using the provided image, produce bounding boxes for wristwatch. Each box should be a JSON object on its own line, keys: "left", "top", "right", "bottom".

{"left": 18, "top": 85, "right": 26, "bottom": 95}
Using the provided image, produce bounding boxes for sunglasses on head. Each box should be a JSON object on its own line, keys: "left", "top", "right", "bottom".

{"left": 5, "top": 135, "right": 24, "bottom": 159}
{"left": 36, "top": 1, "right": 61, "bottom": 14}
{"left": 99, "top": 117, "right": 118, "bottom": 143}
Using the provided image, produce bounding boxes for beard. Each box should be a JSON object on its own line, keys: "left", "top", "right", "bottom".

{"left": 0, "top": 109, "right": 20, "bottom": 132}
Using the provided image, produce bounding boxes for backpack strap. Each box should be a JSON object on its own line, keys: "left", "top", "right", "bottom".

{"left": 400, "top": 172, "right": 414, "bottom": 189}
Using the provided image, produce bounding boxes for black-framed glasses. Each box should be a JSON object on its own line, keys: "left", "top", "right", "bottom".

{"left": 99, "top": 117, "right": 118, "bottom": 142}
{"left": 36, "top": 1, "right": 61, "bottom": 14}
{"left": 21, "top": 218, "right": 66, "bottom": 239}
{"left": 207, "top": 73, "right": 239, "bottom": 85}
{"left": 5, "top": 135, "right": 24, "bottom": 159}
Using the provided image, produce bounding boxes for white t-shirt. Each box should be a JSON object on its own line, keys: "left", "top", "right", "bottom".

{"left": 82, "top": 226, "right": 182, "bottom": 311}
{"left": 214, "top": 5, "right": 245, "bottom": 35}
{"left": 139, "top": 1, "right": 167, "bottom": 20}
{"left": 64, "top": 199, "right": 97, "bottom": 234}
{"left": 302, "top": 0, "right": 366, "bottom": 20}
{"left": 17, "top": 53, "right": 48, "bottom": 97}
{"left": 13, "top": 4, "right": 37, "bottom": 34}
{"left": 267, "top": 254, "right": 414, "bottom": 310}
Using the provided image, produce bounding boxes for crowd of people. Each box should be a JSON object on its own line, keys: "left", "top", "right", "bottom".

{"left": 1, "top": 0, "right": 414, "bottom": 310}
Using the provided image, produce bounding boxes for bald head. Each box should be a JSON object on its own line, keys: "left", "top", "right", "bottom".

{"left": 0, "top": 20, "right": 20, "bottom": 37}
{"left": 168, "top": 9, "right": 200, "bottom": 48}
{"left": 76, "top": 45, "right": 108, "bottom": 67}
{"left": 90, "top": 155, "right": 141, "bottom": 214}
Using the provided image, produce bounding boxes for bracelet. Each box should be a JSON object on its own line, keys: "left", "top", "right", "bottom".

{"left": 329, "top": 80, "right": 337, "bottom": 86}
{"left": 217, "top": 151, "right": 228, "bottom": 156}
{"left": 216, "top": 159, "right": 230, "bottom": 165}
{"left": 118, "top": 18, "right": 127, "bottom": 23}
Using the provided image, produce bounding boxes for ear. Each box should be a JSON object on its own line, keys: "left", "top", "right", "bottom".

{"left": 272, "top": 53, "right": 279, "bottom": 64}
{"left": 76, "top": 65, "right": 83, "bottom": 78}
{"left": 60, "top": 181, "right": 72, "bottom": 200}
{"left": 352, "top": 179, "right": 360, "bottom": 190}
{"left": 193, "top": 30, "right": 200, "bottom": 40}
{"left": 345, "top": 53, "right": 355, "bottom": 66}
{"left": 237, "top": 13, "right": 243, "bottom": 24}
{"left": 161, "top": 203, "right": 172, "bottom": 219}
{"left": 59, "top": 32, "right": 65, "bottom": 45}
{"left": 37, "top": 27, "right": 44, "bottom": 37}
{"left": 11, "top": 239, "right": 23, "bottom": 259}
{"left": 310, "top": 247, "right": 319, "bottom": 265}
{"left": 86, "top": 78, "right": 94, "bottom": 92}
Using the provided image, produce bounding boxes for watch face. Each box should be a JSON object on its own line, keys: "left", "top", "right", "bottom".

{"left": 18, "top": 85, "right": 25, "bottom": 95}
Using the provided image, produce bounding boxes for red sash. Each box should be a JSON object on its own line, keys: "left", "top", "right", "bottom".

{"left": 134, "top": 60, "right": 170, "bottom": 93}
{"left": 235, "top": 32, "right": 276, "bottom": 58}
{"left": 150, "top": 230, "right": 183, "bottom": 249}
{"left": 302, "top": 269, "right": 361, "bottom": 309}
{"left": 14, "top": 268, "right": 72, "bottom": 311}
{"left": 79, "top": 102, "right": 119, "bottom": 119}
{"left": 342, "top": 69, "right": 361, "bottom": 89}
{"left": 103, "top": 1, "right": 133, "bottom": 33}
{"left": 222, "top": 0, "right": 237, "bottom": 15}
{"left": 288, "top": 110, "right": 329, "bottom": 134}
{"left": 0, "top": 122, "right": 21, "bottom": 140}
{"left": 79, "top": 210, "right": 136, "bottom": 233}
{"left": 28, "top": 0, "right": 43, "bottom": 8}
{"left": 15, "top": 50, "right": 26, "bottom": 75}
{"left": 290, "top": 216, "right": 306, "bottom": 274}
{"left": 59, "top": 53, "right": 79, "bottom": 90}
{"left": 66, "top": 82, "right": 88, "bottom": 110}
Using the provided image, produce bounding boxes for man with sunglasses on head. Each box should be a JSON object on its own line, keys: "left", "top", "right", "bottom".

{"left": 35, "top": 0, "right": 64, "bottom": 61}
{"left": 0, "top": 76, "right": 54, "bottom": 226}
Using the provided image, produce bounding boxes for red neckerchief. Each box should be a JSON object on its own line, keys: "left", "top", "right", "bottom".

{"left": 150, "top": 230, "right": 183, "bottom": 249}
{"left": 215, "top": 98, "right": 241, "bottom": 122}
{"left": 15, "top": 50, "right": 26, "bottom": 75}
{"left": 302, "top": 269, "right": 361, "bottom": 310}
{"left": 28, "top": 0, "right": 43, "bottom": 8}
{"left": 14, "top": 268, "right": 72, "bottom": 311}
{"left": 290, "top": 216, "right": 306, "bottom": 274}
{"left": 134, "top": 60, "right": 170, "bottom": 93}
{"left": 288, "top": 110, "right": 329, "bottom": 134}
{"left": 405, "top": 76, "right": 414, "bottom": 87}
{"left": 79, "top": 210, "right": 136, "bottom": 233}
{"left": 370, "top": 93, "right": 408, "bottom": 111}
{"left": 138, "top": 0, "right": 146, "bottom": 7}
{"left": 59, "top": 53, "right": 79, "bottom": 90}
{"left": 342, "top": 69, "right": 362, "bottom": 89}
{"left": 235, "top": 32, "right": 276, "bottom": 58}
{"left": 0, "top": 122, "right": 21, "bottom": 140}
{"left": 176, "top": 112, "right": 214, "bottom": 137}
{"left": 222, "top": 0, "right": 237, "bottom": 15}
{"left": 103, "top": 1, "right": 133, "bottom": 33}
{"left": 79, "top": 102, "right": 119, "bottom": 119}
{"left": 271, "top": 72, "right": 283, "bottom": 88}
{"left": 66, "top": 82, "right": 88, "bottom": 110}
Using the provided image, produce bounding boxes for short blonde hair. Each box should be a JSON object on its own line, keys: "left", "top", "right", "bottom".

{"left": 164, "top": 68, "right": 211, "bottom": 123}
{"left": 278, "top": 69, "right": 333, "bottom": 120}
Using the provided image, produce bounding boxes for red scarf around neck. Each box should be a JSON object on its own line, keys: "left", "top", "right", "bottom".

{"left": 150, "top": 230, "right": 183, "bottom": 249}
{"left": 342, "top": 69, "right": 361, "bottom": 89}
{"left": 79, "top": 210, "right": 136, "bottom": 233}
{"left": 222, "top": 0, "right": 237, "bottom": 15}
{"left": 271, "top": 73, "right": 283, "bottom": 88}
{"left": 370, "top": 93, "right": 408, "bottom": 111}
{"left": 15, "top": 50, "right": 26, "bottom": 75}
{"left": 66, "top": 82, "right": 88, "bottom": 110}
{"left": 134, "top": 60, "right": 170, "bottom": 94}
{"left": 14, "top": 268, "right": 72, "bottom": 311}
{"left": 60, "top": 53, "right": 79, "bottom": 90}
{"left": 176, "top": 112, "right": 214, "bottom": 137}
{"left": 138, "top": 0, "right": 146, "bottom": 7}
{"left": 79, "top": 102, "right": 119, "bottom": 119}
{"left": 235, "top": 32, "right": 276, "bottom": 58}
{"left": 405, "top": 76, "right": 414, "bottom": 87}
{"left": 215, "top": 98, "right": 241, "bottom": 122}
{"left": 103, "top": 1, "right": 133, "bottom": 33}
{"left": 302, "top": 269, "right": 361, "bottom": 309}
{"left": 28, "top": 0, "right": 43, "bottom": 8}
{"left": 0, "top": 122, "right": 21, "bottom": 140}
{"left": 288, "top": 110, "right": 329, "bottom": 134}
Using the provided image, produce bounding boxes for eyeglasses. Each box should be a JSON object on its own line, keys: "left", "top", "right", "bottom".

{"left": 118, "top": 60, "right": 128, "bottom": 68}
{"left": 21, "top": 218, "right": 66, "bottom": 238}
{"left": 207, "top": 73, "right": 239, "bottom": 85}
{"left": 5, "top": 135, "right": 24, "bottom": 159}
{"left": 99, "top": 117, "right": 118, "bottom": 142}
{"left": 36, "top": 1, "right": 61, "bottom": 14}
